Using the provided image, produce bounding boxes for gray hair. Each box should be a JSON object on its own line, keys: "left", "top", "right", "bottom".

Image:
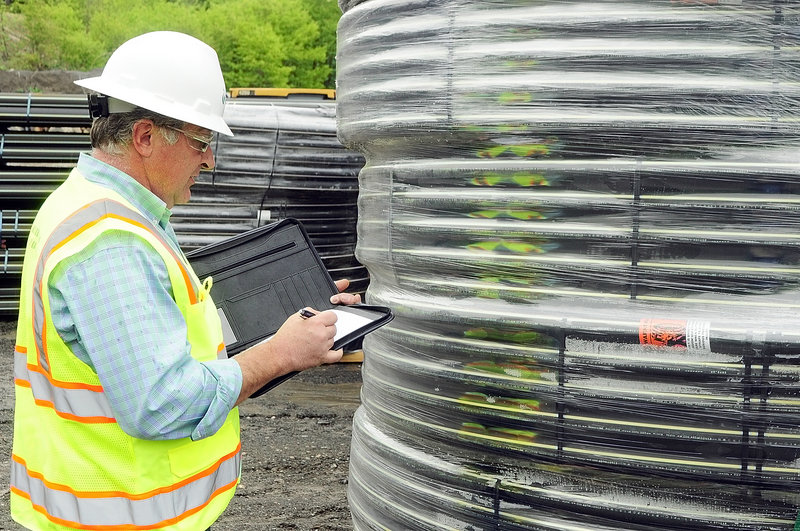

{"left": 90, "top": 107, "right": 184, "bottom": 155}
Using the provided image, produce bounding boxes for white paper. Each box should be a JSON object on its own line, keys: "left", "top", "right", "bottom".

{"left": 330, "top": 308, "right": 374, "bottom": 342}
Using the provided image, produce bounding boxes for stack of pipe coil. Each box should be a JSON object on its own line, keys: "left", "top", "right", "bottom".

{"left": 0, "top": 91, "right": 367, "bottom": 313}
{"left": 336, "top": 1, "right": 800, "bottom": 529}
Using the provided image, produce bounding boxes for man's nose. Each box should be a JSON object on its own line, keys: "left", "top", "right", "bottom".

{"left": 201, "top": 145, "right": 215, "bottom": 170}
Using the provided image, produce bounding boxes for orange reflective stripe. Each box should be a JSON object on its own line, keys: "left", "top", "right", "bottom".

{"left": 13, "top": 445, "right": 240, "bottom": 499}
{"left": 15, "top": 350, "right": 115, "bottom": 422}
{"left": 154, "top": 443, "right": 241, "bottom": 497}
{"left": 11, "top": 483, "right": 237, "bottom": 531}
{"left": 26, "top": 362, "right": 103, "bottom": 392}
{"left": 12, "top": 444, "right": 241, "bottom": 529}
{"left": 30, "top": 398, "right": 116, "bottom": 424}
{"left": 16, "top": 372, "right": 113, "bottom": 425}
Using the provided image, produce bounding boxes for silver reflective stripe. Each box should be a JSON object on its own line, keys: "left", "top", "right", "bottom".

{"left": 11, "top": 449, "right": 241, "bottom": 527}
{"left": 31, "top": 199, "right": 197, "bottom": 373}
{"left": 32, "top": 249, "right": 48, "bottom": 373}
{"left": 14, "top": 349, "right": 114, "bottom": 420}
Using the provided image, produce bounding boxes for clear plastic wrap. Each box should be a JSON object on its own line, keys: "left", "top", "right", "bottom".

{"left": 336, "top": 1, "right": 800, "bottom": 529}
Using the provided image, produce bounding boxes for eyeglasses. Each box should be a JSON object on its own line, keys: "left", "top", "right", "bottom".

{"left": 167, "top": 126, "right": 213, "bottom": 153}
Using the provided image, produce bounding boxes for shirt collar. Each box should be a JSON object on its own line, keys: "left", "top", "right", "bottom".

{"left": 77, "top": 152, "right": 172, "bottom": 231}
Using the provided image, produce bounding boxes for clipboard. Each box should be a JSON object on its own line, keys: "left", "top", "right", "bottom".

{"left": 186, "top": 218, "right": 392, "bottom": 396}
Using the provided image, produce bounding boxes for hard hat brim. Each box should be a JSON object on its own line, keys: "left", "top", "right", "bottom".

{"left": 75, "top": 77, "right": 234, "bottom": 137}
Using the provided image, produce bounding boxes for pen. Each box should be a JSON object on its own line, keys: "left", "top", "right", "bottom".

{"left": 298, "top": 308, "right": 315, "bottom": 319}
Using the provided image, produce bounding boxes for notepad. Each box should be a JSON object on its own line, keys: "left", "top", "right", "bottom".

{"left": 331, "top": 308, "right": 373, "bottom": 340}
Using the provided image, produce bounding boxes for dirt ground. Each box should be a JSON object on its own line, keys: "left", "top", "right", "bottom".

{"left": 0, "top": 318, "right": 361, "bottom": 530}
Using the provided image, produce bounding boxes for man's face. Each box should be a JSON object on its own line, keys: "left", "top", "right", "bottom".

{"left": 149, "top": 124, "right": 215, "bottom": 208}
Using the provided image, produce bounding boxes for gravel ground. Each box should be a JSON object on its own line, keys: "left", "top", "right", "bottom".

{"left": 0, "top": 318, "right": 360, "bottom": 530}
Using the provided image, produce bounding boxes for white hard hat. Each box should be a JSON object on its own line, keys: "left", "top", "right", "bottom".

{"left": 75, "top": 31, "right": 233, "bottom": 136}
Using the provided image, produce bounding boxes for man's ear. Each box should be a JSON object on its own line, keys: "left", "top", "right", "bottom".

{"left": 131, "top": 120, "right": 155, "bottom": 156}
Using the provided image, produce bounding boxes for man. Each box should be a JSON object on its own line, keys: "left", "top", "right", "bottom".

{"left": 10, "top": 31, "right": 359, "bottom": 530}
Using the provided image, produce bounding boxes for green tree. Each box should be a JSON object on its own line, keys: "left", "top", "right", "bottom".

{"left": 252, "top": 0, "right": 330, "bottom": 88}
{"left": 86, "top": 0, "right": 205, "bottom": 60}
{"left": 300, "top": 0, "right": 342, "bottom": 88}
{"left": 0, "top": 5, "right": 25, "bottom": 67}
{"left": 3, "top": 0, "right": 344, "bottom": 89}
{"left": 202, "top": 0, "right": 333, "bottom": 88}
{"left": 17, "top": 0, "right": 104, "bottom": 69}
{"left": 200, "top": 2, "right": 292, "bottom": 88}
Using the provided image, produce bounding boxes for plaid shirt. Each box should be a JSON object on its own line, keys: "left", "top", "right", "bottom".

{"left": 48, "top": 153, "right": 242, "bottom": 441}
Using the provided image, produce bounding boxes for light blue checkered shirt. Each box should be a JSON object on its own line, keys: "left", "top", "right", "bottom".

{"left": 48, "top": 153, "right": 242, "bottom": 441}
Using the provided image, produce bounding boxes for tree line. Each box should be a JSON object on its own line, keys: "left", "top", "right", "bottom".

{"left": 0, "top": 0, "right": 342, "bottom": 89}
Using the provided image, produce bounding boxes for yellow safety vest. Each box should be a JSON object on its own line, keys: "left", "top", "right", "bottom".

{"left": 11, "top": 169, "right": 241, "bottom": 530}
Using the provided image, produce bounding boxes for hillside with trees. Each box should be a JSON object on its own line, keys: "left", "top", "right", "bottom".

{"left": 0, "top": 0, "right": 342, "bottom": 90}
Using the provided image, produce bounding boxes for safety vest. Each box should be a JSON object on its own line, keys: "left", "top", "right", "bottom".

{"left": 11, "top": 169, "right": 241, "bottom": 530}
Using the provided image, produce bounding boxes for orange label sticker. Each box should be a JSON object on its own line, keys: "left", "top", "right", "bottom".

{"left": 639, "top": 319, "right": 687, "bottom": 348}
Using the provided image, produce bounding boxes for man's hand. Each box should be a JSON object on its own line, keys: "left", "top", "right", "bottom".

{"left": 234, "top": 308, "right": 340, "bottom": 403}
{"left": 233, "top": 278, "right": 361, "bottom": 403}
{"left": 330, "top": 278, "right": 362, "bottom": 305}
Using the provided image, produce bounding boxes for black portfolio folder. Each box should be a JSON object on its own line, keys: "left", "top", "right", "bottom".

{"left": 186, "top": 218, "right": 392, "bottom": 396}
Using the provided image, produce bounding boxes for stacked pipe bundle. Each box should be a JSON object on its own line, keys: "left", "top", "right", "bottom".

{"left": 337, "top": 1, "right": 800, "bottom": 529}
{"left": 0, "top": 91, "right": 368, "bottom": 312}
{"left": 173, "top": 95, "right": 369, "bottom": 293}
{"left": 0, "top": 93, "right": 90, "bottom": 313}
